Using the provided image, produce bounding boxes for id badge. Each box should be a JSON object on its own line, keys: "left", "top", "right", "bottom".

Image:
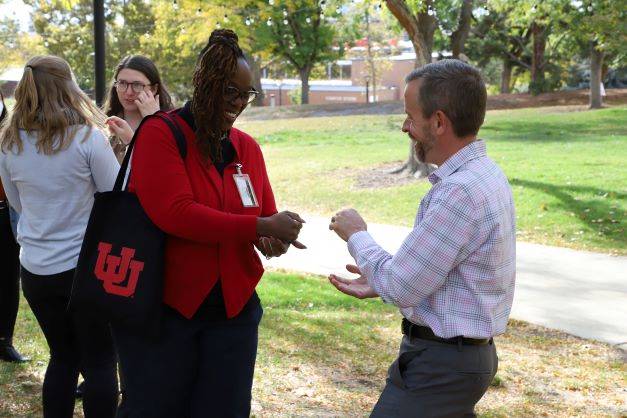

{"left": 233, "top": 164, "right": 259, "bottom": 208}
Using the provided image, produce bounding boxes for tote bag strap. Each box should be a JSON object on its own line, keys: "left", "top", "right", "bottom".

{"left": 113, "top": 111, "right": 188, "bottom": 192}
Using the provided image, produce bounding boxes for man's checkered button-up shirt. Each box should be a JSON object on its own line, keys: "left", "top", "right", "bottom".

{"left": 348, "top": 140, "right": 516, "bottom": 339}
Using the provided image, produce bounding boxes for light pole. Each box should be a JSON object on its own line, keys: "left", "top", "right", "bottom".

{"left": 365, "top": 75, "right": 370, "bottom": 103}
{"left": 93, "top": 0, "right": 105, "bottom": 106}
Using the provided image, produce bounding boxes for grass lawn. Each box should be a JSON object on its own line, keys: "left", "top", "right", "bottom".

{"left": 237, "top": 105, "right": 627, "bottom": 255}
{"left": 1, "top": 271, "right": 625, "bottom": 417}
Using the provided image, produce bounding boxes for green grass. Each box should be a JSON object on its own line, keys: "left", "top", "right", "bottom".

{"left": 3, "top": 271, "right": 624, "bottom": 417}
{"left": 237, "top": 105, "right": 627, "bottom": 254}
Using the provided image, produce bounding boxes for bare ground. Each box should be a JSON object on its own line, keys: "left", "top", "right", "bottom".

{"left": 251, "top": 319, "right": 626, "bottom": 418}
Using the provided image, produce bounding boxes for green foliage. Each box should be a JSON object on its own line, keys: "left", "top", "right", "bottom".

{"left": 563, "top": 0, "right": 626, "bottom": 64}
{"left": 254, "top": 1, "right": 338, "bottom": 70}
{"left": 4, "top": 1, "right": 624, "bottom": 102}
{"left": 0, "top": 17, "right": 46, "bottom": 71}
{"left": 287, "top": 86, "right": 302, "bottom": 105}
{"left": 138, "top": 0, "right": 226, "bottom": 101}
{"left": 22, "top": 0, "right": 155, "bottom": 90}
{"left": 251, "top": 0, "right": 341, "bottom": 103}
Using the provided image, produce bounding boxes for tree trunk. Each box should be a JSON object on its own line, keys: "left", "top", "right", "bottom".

{"left": 530, "top": 21, "right": 547, "bottom": 95}
{"left": 500, "top": 59, "right": 512, "bottom": 94}
{"left": 415, "top": 0, "right": 437, "bottom": 65}
{"left": 385, "top": 0, "right": 435, "bottom": 177}
{"left": 244, "top": 51, "right": 264, "bottom": 106}
{"left": 385, "top": 0, "right": 433, "bottom": 67}
{"left": 451, "top": 0, "right": 473, "bottom": 59}
{"left": 589, "top": 42, "right": 604, "bottom": 109}
{"left": 300, "top": 66, "right": 311, "bottom": 105}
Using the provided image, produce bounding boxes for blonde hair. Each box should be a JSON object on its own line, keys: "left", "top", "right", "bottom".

{"left": 0, "top": 55, "right": 106, "bottom": 155}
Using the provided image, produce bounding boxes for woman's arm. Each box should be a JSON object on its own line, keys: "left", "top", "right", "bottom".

{"left": 0, "top": 163, "right": 21, "bottom": 214}
{"left": 88, "top": 128, "right": 121, "bottom": 193}
{"left": 131, "top": 121, "right": 301, "bottom": 244}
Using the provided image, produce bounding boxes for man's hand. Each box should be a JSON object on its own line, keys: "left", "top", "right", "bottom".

{"left": 328, "top": 264, "right": 378, "bottom": 299}
{"left": 329, "top": 208, "right": 367, "bottom": 242}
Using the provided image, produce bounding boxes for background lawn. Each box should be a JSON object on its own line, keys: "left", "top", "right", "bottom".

{"left": 1, "top": 271, "right": 625, "bottom": 417}
{"left": 238, "top": 105, "right": 627, "bottom": 254}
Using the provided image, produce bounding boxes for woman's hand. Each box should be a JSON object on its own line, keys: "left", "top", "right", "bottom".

{"left": 105, "top": 116, "right": 134, "bottom": 145}
{"left": 255, "top": 237, "right": 288, "bottom": 258}
{"left": 255, "top": 236, "right": 307, "bottom": 259}
{"left": 256, "top": 211, "right": 305, "bottom": 243}
{"left": 135, "top": 90, "right": 160, "bottom": 117}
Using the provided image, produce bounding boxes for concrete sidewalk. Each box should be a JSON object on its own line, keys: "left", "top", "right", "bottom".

{"left": 263, "top": 215, "right": 627, "bottom": 346}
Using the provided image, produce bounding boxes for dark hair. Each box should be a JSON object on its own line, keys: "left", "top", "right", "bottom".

{"left": 103, "top": 55, "right": 173, "bottom": 117}
{"left": 192, "top": 29, "right": 245, "bottom": 163}
{"left": 406, "top": 59, "right": 486, "bottom": 138}
{"left": 0, "top": 90, "right": 6, "bottom": 124}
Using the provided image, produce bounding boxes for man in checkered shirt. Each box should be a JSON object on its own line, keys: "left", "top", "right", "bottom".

{"left": 329, "top": 60, "right": 516, "bottom": 417}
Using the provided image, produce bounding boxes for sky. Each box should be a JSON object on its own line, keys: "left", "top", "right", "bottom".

{"left": 0, "top": 0, "right": 32, "bottom": 31}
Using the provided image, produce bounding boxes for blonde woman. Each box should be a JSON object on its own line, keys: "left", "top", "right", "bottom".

{"left": 0, "top": 56, "right": 119, "bottom": 418}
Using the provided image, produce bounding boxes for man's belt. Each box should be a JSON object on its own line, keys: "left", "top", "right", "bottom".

{"left": 402, "top": 318, "right": 491, "bottom": 346}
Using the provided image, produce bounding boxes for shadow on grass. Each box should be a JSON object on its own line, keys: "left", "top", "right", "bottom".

{"left": 510, "top": 178, "right": 626, "bottom": 248}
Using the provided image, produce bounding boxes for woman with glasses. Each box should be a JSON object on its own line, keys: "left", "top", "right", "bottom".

{"left": 103, "top": 55, "right": 173, "bottom": 161}
{"left": 111, "top": 29, "right": 305, "bottom": 417}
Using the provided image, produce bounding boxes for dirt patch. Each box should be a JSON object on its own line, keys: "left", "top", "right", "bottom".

{"left": 353, "top": 161, "right": 420, "bottom": 189}
{"left": 241, "top": 88, "right": 627, "bottom": 121}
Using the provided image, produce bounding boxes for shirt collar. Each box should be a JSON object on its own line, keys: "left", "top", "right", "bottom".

{"left": 428, "top": 140, "right": 486, "bottom": 184}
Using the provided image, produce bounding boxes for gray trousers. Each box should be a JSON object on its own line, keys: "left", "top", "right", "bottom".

{"left": 371, "top": 335, "right": 497, "bottom": 418}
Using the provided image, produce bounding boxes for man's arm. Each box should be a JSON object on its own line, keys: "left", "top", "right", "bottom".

{"left": 333, "top": 183, "right": 479, "bottom": 307}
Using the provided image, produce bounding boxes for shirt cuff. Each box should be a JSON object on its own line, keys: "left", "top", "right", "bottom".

{"left": 347, "top": 230, "right": 377, "bottom": 260}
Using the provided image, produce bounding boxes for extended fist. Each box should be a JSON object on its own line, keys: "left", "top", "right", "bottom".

{"left": 329, "top": 208, "right": 367, "bottom": 242}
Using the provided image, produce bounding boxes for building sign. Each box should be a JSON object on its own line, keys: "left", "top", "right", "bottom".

{"left": 324, "top": 96, "right": 359, "bottom": 102}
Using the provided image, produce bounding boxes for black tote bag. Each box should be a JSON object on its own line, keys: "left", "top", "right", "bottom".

{"left": 69, "top": 111, "right": 186, "bottom": 336}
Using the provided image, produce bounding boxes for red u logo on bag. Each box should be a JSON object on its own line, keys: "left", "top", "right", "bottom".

{"left": 94, "top": 242, "right": 145, "bottom": 297}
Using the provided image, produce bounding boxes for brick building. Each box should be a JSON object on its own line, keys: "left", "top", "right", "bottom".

{"left": 261, "top": 52, "right": 418, "bottom": 106}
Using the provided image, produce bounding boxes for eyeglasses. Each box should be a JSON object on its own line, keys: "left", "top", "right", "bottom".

{"left": 114, "top": 80, "right": 153, "bottom": 93}
{"left": 224, "top": 85, "right": 259, "bottom": 104}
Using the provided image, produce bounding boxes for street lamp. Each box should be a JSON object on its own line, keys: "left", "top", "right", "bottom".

{"left": 93, "top": 0, "right": 105, "bottom": 106}
{"left": 365, "top": 75, "right": 370, "bottom": 103}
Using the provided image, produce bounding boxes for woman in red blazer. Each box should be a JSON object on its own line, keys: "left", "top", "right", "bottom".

{"left": 113, "top": 29, "right": 305, "bottom": 417}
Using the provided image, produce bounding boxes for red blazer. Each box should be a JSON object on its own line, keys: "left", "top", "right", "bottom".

{"left": 128, "top": 111, "right": 277, "bottom": 319}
